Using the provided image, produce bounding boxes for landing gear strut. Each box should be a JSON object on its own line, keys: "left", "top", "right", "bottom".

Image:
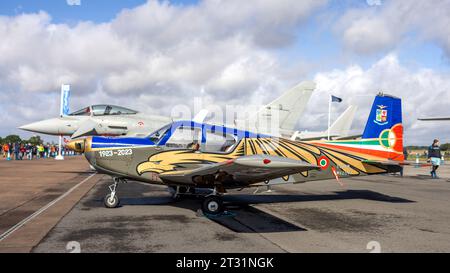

{"left": 168, "top": 186, "right": 194, "bottom": 200}
{"left": 104, "top": 177, "right": 125, "bottom": 208}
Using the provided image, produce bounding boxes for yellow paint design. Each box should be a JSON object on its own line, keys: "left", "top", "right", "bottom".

{"left": 324, "top": 153, "right": 359, "bottom": 175}
{"left": 325, "top": 149, "right": 386, "bottom": 174}
{"left": 137, "top": 135, "right": 393, "bottom": 178}
{"left": 137, "top": 141, "right": 244, "bottom": 175}
{"left": 287, "top": 140, "right": 321, "bottom": 155}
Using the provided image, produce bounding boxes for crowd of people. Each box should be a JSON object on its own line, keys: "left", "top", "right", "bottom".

{"left": 1, "top": 142, "right": 76, "bottom": 160}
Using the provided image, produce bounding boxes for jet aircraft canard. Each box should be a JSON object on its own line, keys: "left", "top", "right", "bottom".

{"left": 67, "top": 93, "right": 405, "bottom": 215}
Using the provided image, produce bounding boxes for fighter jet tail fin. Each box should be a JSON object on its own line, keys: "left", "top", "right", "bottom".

{"left": 265, "top": 81, "right": 315, "bottom": 131}
{"left": 328, "top": 105, "right": 357, "bottom": 137}
{"left": 245, "top": 81, "right": 315, "bottom": 133}
{"left": 193, "top": 109, "right": 209, "bottom": 124}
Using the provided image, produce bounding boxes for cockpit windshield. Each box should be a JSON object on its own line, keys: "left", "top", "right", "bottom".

{"left": 69, "top": 107, "right": 90, "bottom": 116}
{"left": 148, "top": 124, "right": 171, "bottom": 143}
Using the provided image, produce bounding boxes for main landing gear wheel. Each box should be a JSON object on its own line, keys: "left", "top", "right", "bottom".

{"left": 104, "top": 193, "right": 119, "bottom": 208}
{"left": 202, "top": 196, "right": 224, "bottom": 215}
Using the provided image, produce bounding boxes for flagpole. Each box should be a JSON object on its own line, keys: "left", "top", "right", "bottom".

{"left": 55, "top": 84, "right": 70, "bottom": 161}
{"left": 328, "top": 94, "right": 331, "bottom": 141}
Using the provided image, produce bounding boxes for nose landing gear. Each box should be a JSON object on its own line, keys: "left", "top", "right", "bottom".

{"left": 104, "top": 177, "right": 126, "bottom": 208}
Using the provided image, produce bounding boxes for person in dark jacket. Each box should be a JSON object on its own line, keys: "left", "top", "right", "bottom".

{"left": 13, "top": 143, "right": 20, "bottom": 161}
{"left": 428, "top": 139, "right": 442, "bottom": 179}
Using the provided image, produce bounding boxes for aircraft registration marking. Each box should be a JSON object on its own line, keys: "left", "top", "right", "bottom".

{"left": 99, "top": 149, "right": 133, "bottom": 157}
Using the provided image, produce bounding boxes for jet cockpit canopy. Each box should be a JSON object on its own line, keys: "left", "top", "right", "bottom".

{"left": 69, "top": 105, "right": 138, "bottom": 117}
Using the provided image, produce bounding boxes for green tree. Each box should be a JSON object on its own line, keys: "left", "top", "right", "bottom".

{"left": 27, "top": 135, "right": 43, "bottom": 146}
{"left": 3, "top": 135, "right": 22, "bottom": 144}
{"left": 441, "top": 143, "right": 450, "bottom": 151}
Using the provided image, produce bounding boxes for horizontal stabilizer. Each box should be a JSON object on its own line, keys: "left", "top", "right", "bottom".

{"left": 418, "top": 117, "right": 450, "bottom": 121}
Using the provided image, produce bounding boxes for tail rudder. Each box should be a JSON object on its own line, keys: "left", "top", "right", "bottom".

{"left": 361, "top": 93, "right": 403, "bottom": 161}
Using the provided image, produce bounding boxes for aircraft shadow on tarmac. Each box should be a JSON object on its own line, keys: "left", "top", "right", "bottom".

{"left": 85, "top": 180, "right": 414, "bottom": 234}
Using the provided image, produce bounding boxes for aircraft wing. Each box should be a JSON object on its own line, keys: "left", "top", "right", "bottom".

{"left": 418, "top": 117, "right": 450, "bottom": 121}
{"left": 160, "top": 155, "right": 320, "bottom": 184}
{"left": 71, "top": 119, "right": 101, "bottom": 138}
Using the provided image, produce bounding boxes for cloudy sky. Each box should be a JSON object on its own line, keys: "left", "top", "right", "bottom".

{"left": 0, "top": 0, "right": 449, "bottom": 145}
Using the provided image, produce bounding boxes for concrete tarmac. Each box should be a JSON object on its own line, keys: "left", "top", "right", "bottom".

{"left": 0, "top": 156, "right": 103, "bottom": 252}
{"left": 25, "top": 159, "right": 450, "bottom": 253}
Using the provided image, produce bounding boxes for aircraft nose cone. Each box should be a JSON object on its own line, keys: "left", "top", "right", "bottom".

{"left": 19, "top": 118, "right": 76, "bottom": 135}
{"left": 66, "top": 139, "right": 86, "bottom": 153}
{"left": 19, "top": 120, "right": 54, "bottom": 134}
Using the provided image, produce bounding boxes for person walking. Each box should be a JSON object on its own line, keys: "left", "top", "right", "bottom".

{"left": 14, "top": 143, "right": 20, "bottom": 161}
{"left": 19, "top": 144, "right": 26, "bottom": 160}
{"left": 38, "top": 144, "right": 44, "bottom": 159}
{"left": 428, "top": 139, "right": 442, "bottom": 179}
{"left": 2, "top": 143, "right": 9, "bottom": 159}
{"left": 50, "top": 145, "right": 56, "bottom": 158}
{"left": 32, "top": 145, "right": 37, "bottom": 160}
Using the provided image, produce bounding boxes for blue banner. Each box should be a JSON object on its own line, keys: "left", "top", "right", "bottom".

{"left": 61, "top": 84, "right": 71, "bottom": 116}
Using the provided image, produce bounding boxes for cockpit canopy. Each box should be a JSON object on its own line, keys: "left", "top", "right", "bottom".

{"left": 69, "top": 105, "right": 138, "bottom": 117}
{"left": 147, "top": 121, "right": 268, "bottom": 153}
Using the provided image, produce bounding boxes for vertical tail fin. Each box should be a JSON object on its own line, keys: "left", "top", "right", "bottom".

{"left": 328, "top": 105, "right": 358, "bottom": 137}
{"left": 249, "top": 81, "right": 316, "bottom": 131}
{"left": 361, "top": 93, "right": 403, "bottom": 160}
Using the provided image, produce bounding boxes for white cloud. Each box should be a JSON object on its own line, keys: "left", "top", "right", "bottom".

{"left": 307, "top": 53, "right": 450, "bottom": 145}
{"left": 0, "top": 0, "right": 448, "bottom": 146}
{"left": 336, "top": 0, "right": 450, "bottom": 57}
{"left": 0, "top": 0, "right": 327, "bottom": 138}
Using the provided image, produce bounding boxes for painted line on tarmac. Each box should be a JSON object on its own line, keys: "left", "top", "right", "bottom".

{"left": 0, "top": 173, "right": 97, "bottom": 242}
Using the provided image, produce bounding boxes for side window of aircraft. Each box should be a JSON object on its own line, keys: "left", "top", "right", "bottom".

{"left": 203, "top": 131, "right": 237, "bottom": 153}
{"left": 108, "top": 106, "right": 137, "bottom": 115}
{"left": 92, "top": 105, "right": 107, "bottom": 116}
{"left": 166, "top": 126, "right": 202, "bottom": 149}
{"left": 69, "top": 107, "right": 91, "bottom": 116}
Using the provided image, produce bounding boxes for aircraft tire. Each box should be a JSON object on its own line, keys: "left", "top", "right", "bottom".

{"left": 202, "top": 196, "right": 224, "bottom": 215}
{"left": 104, "top": 194, "right": 119, "bottom": 208}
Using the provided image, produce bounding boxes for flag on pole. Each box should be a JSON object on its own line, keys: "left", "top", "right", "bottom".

{"left": 331, "top": 95, "right": 342, "bottom": 103}
{"left": 60, "top": 84, "right": 71, "bottom": 117}
{"left": 328, "top": 94, "right": 342, "bottom": 140}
